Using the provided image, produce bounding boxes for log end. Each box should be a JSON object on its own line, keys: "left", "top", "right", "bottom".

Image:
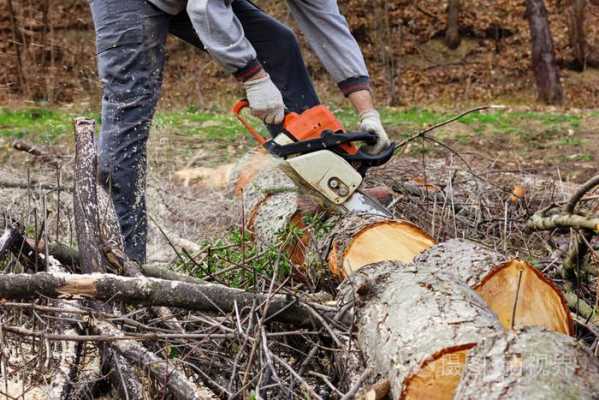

{"left": 475, "top": 260, "right": 573, "bottom": 335}
{"left": 401, "top": 344, "right": 475, "bottom": 400}
{"left": 328, "top": 219, "right": 435, "bottom": 279}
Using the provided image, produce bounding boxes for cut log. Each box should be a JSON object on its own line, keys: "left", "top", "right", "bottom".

{"left": 414, "top": 241, "right": 573, "bottom": 334}
{"left": 225, "top": 149, "right": 272, "bottom": 196}
{"left": 454, "top": 327, "right": 599, "bottom": 399}
{"left": 338, "top": 260, "right": 503, "bottom": 399}
{"left": 230, "top": 158, "right": 578, "bottom": 396}
{"left": 323, "top": 214, "right": 435, "bottom": 278}
{"left": 332, "top": 237, "right": 574, "bottom": 398}
{"left": 240, "top": 166, "right": 320, "bottom": 265}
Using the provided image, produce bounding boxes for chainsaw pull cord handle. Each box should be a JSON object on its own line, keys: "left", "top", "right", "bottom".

{"left": 231, "top": 99, "right": 268, "bottom": 145}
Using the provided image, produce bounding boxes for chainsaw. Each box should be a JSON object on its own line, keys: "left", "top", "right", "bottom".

{"left": 232, "top": 100, "right": 395, "bottom": 217}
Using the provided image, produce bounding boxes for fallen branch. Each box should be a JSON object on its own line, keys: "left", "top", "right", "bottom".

{"left": 0, "top": 324, "right": 318, "bottom": 342}
{"left": 567, "top": 175, "right": 599, "bottom": 213}
{"left": 0, "top": 178, "right": 69, "bottom": 192}
{"left": 0, "top": 271, "right": 342, "bottom": 327}
{"left": 527, "top": 211, "right": 599, "bottom": 232}
{"left": 91, "top": 320, "right": 216, "bottom": 400}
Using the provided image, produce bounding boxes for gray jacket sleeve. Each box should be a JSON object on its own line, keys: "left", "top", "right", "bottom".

{"left": 287, "top": 0, "right": 369, "bottom": 84}
{"left": 185, "top": 0, "right": 257, "bottom": 74}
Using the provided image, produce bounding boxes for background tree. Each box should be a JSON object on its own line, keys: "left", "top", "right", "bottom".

{"left": 445, "top": 0, "right": 462, "bottom": 49}
{"left": 525, "top": 0, "right": 564, "bottom": 105}
{"left": 566, "top": 0, "right": 599, "bottom": 69}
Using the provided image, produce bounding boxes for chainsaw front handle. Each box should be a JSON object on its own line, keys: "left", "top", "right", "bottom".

{"left": 231, "top": 99, "right": 268, "bottom": 145}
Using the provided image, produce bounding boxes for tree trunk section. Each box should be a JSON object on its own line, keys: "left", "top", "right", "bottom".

{"left": 73, "top": 118, "right": 107, "bottom": 273}
{"left": 445, "top": 0, "right": 462, "bottom": 49}
{"left": 331, "top": 235, "right": 573, "bottom": 398}
{"left": 454, "top": 327, "right": 599, "bottom": 399}
{"left": 337, "top": 259, "right": 503, "bottom": 399}
{"left": 525, "top": 0, "right": 564, "bottom": 104}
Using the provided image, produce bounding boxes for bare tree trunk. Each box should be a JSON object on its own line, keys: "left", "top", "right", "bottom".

{"left": 6, "top": 0, "right": 27, "bottom": 96}
{"left": 374, "top": 0, "right": 400, "bottom": 105}
{"left": 567, "top": 0, "right": 599, "bottom": 69}
{"left": 525, "top": 0, "right": 564, "bottom": 104}
{"left": 73, "top": 119, "right": 110, "bottom": 274}
{"left": 445, "top": 0, "right": 462, "bottom": 49}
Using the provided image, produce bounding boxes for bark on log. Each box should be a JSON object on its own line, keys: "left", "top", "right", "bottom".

{"left": 0, "top": 271, "right": 340, "bottom": 327}
{"left": 226, "top": 149, "right": 272, "bottom": 197}
{"left": 338, "top": 260, "right": 503, "bottom": 399}
{"left": 333, "top": 237, "right": 573, "bottom": 398}
{"left": 525, "top": 0, "right": 564, "bottom": 104}
{"left": 454, "top": 327, "right": 599, "bottom": 399}
{"left": 241, "top": 166, "right": 318, "bottom": 265}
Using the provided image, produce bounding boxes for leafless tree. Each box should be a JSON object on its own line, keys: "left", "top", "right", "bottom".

{"left": 566, "top": 0, "right": 599, "bottom": 69}
{"left": 525, "top": 0, "right": 564, "bottom": 104}
{"left": 445, "top": 0, "right": 462, "bottom": 49}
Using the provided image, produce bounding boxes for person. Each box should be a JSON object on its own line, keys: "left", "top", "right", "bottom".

{"left": 89, "top": 0, "right": 390, "bottom": 264}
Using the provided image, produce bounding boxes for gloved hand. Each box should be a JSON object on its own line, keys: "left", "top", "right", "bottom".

{"left": 359, "top": 109, "right": 390, "bottom": 155}
{"left": 243, "top": 73, "right": 285, "bottom": 125}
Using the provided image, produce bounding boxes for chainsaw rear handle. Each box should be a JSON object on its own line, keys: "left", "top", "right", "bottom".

{"left": 231, "top": 99, "right": 268, "bottom": 145}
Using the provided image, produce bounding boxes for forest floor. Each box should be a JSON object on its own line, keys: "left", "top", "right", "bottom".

{"left": 0, "top": 102, "right": 598, "bottom": 398}
{"left": 0, "top": 102, "right": 597, "bottom": 262}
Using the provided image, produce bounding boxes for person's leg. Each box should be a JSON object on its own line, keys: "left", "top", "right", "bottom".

{"left": 89, "top": 0, "right": 170, "bottom": 263}
{"left": 231, "top": 0, "right": 320, "bottom": 114}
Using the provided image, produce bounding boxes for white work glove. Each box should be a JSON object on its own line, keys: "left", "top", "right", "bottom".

{"left": 243, "top": 73, "right": 285, "bottom": 125}
{"left": 359, "top": 109, "right": 390, "bottom": 155}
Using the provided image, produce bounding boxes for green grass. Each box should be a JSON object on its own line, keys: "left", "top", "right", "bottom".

{"left": 558, "top": 136, "right": 584, "bottom": 146}
{"left": 0, "top": 106, "right": 587, "bottom": 147}
{"left": 0, "top": 108, "right": 91, "bottom": 143}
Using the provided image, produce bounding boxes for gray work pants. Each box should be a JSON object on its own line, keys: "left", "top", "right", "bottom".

{"left": 89, "top": 0, "right": 319, "bottom": 262}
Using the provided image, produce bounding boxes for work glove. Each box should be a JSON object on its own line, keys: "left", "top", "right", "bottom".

{"left": 359, "top": 109, "right": 390, "bottom": 155}
{"left": 243, "top": 73, "right": 285, "bottom": 125}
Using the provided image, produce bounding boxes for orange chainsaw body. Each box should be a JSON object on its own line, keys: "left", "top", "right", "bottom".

{"left": 231, "top": 99, "right": 359, "bottom": 155}
{"left": 283, "top": 106, "right": 358, "bottom": 155}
